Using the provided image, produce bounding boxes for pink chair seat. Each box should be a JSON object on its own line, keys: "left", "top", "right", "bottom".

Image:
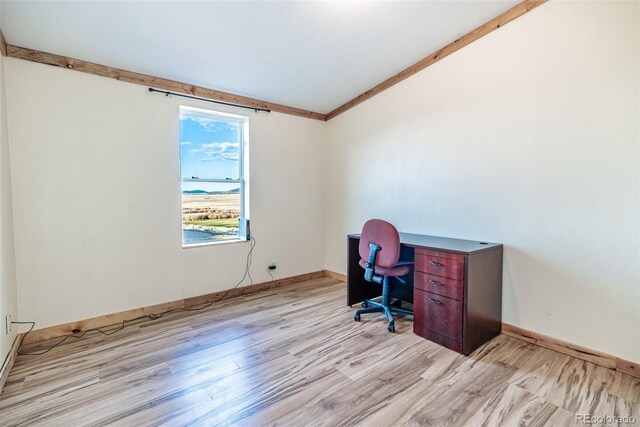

{"left": 359, "top": 259, "right": 412, "bottom": 277}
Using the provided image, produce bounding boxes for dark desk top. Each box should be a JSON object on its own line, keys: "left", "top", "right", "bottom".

{"left": 348, "top": 232, "right": 501, "bottom": 255}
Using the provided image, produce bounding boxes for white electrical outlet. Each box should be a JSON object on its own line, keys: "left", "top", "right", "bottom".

{"left": 5, "top": 309, "right": 13, "bottom": 334}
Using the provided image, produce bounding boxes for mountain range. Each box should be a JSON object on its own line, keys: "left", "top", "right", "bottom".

{"left": 182, "top": 188, "right": 240, "bottom": 195}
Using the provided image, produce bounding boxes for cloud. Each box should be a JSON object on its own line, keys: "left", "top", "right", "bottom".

{"left": 180, "top": 141, "right": 192, "bottom": 145}
{"left": 185, "top": 116, "right": 236, "bottom": 133}
{"left": 190, "top": 141, "right": 239, "bottom": 161}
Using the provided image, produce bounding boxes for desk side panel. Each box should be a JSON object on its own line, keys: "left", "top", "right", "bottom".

{"left": 463, "top": 246, "right": 503, "bottom": 354}
{"left": 347, "top": 236, "right": 380, "bottom": 305}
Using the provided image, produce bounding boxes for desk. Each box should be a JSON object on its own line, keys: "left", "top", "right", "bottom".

{"left": 347, "top": 233, "right": 503, "bottom": 355}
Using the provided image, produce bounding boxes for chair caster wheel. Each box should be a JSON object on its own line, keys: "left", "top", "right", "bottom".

{"left": 361, "top": 301, "right": 369, "bottom": 308}
{"left": 354, "top": 313, "right": 361, "bottom": 322}
{"left": 388, "top": 323, "right": 395, "bottom": 332}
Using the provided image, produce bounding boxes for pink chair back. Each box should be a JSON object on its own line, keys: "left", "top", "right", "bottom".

{"left": 359, "top": 219, "right": 401, "bottom": 269}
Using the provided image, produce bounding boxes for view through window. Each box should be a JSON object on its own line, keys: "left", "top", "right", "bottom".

{"left": 180, "top": 106, "right": 248, "bottom": 246}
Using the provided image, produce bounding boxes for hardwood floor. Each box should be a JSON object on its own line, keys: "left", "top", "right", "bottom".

{"left": 0, "top": 278, "right": 638, "bottom": 426}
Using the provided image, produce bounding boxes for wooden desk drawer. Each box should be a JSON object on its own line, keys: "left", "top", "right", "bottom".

{"left": 414, "top": 323, "right": 462, "bottom": 353}
{"left": 414, "top": 290, "right": 462, "bottom": 340}
{"left": 415, "top": 248, "right": 464, "bottom": 262}
{"left": 414, "top": 272, "right": 463, "bottom": 300}
{"left": 415, "top": 254, "right": 464, "bottom": 280}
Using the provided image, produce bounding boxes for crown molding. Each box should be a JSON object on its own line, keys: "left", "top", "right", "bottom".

{"left": 5, "top": 44, "right": 327, "bottom": 121}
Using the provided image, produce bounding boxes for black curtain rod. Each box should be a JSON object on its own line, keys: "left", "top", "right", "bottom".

{"left": 148, "top": 88, "right": 271, "bottom": 113}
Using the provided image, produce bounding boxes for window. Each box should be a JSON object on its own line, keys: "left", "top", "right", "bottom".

{"left": 180, "top": 106, "right": 249, "bottom": 246}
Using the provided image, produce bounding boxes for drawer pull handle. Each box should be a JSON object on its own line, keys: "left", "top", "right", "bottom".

{"left": 429, "top": 298, "right": 444, "bottom": 305}
{"left": 429, "top": 279, "right": 444, "bottom": 286}
{"left": 429, "top": 261, "right": 444, "bottom": 267}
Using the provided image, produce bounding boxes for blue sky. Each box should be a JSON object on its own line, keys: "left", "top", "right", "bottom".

{"left": 180, "top": 112, "right": 241, "bottom": 192}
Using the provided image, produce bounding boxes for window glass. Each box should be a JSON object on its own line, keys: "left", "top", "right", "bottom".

{"left": 180, "top": 111, "right": 241, "bottom": 180}
{"left": 180, "top": 106, "right": 247, "bottom": 246}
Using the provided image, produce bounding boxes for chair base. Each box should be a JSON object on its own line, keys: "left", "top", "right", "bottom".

{"left": 354, "top": 299, "right": 413, "bottom": 332}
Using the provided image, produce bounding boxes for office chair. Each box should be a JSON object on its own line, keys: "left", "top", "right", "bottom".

{"left": 353, "top": 219, "right": 413, "bottom": 332}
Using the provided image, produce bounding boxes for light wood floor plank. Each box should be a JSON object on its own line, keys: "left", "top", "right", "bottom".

{"left": 472, "top": 383, "right": 575, "bottom": 427}
{"left": 1, "top": 278, "right": 637, "bottom": 426}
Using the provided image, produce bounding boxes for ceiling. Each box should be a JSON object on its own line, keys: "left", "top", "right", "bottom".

{"left": 1, "top": 1, "right": 520, "bottom": 114}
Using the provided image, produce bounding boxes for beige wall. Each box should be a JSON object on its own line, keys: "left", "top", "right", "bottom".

{"left": 5, "top": 58, "right": 327, "bottom": 329}
{"left": 324, "top": 1, "right": 639, "bottom": 362}
{"left": 1, "top": 53, "right": 19, "bottom": 362}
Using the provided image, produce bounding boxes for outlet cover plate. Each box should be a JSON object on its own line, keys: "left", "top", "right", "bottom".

{"left": 5, "top": 313, "right": 13, "bottom": 334}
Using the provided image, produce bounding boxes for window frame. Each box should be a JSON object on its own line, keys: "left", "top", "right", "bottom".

{"left": 179, "top": 105, "right": 249, "bottom": 247}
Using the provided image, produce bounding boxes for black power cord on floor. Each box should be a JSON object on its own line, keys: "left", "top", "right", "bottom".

{"left": 14, "top": 236, "right": 256, "bottom": 356}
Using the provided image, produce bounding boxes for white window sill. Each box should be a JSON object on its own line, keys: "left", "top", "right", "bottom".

{"left": 182, "top": 238, "right": 248, "bottom": 249}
